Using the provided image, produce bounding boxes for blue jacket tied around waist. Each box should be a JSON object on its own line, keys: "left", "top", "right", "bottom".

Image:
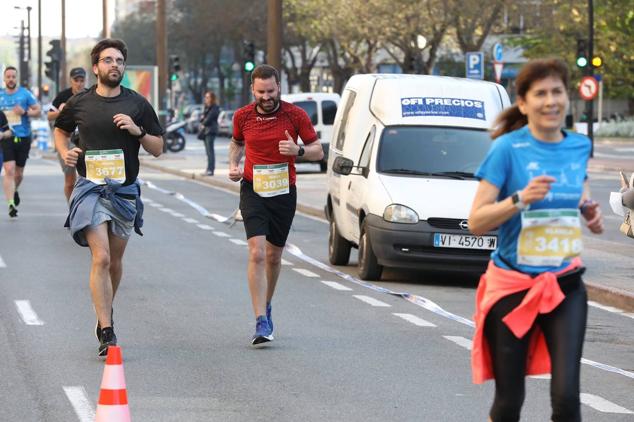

{"left": 65, "top": 177, "right": 144, "bottom": 246}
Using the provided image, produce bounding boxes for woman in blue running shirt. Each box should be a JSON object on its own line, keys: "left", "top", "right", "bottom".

{"left": 468, "top": 59, "right": 603, "bottom": 422}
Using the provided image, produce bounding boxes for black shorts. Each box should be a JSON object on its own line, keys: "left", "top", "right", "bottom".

{"left": 239, "top": 180, "right": 297, "bottom": 247}
{"left": 1, "top": 136, "right": 31, "bottom": 167}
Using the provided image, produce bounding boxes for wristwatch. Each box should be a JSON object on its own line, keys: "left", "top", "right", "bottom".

{"left": 511, "top": 191, "right": 527, "bottom": 210}
{"left": 134, "top": 126, "right": 146, "bottom": 140}
{"left": 297, "top": 146, "right": 305, "bottom": 157}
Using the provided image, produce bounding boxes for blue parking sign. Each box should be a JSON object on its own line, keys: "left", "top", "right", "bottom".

{"left": 466, "top": 52, "right": 484, "bottom": 79}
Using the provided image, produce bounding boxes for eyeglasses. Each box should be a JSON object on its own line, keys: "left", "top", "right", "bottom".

{"left": 98, "top": 57, "right": 125, "bottom": 66}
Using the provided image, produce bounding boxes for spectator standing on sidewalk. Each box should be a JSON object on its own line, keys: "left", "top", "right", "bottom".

{"left": 200, "top": 91, "right": 220, "bottom": 176}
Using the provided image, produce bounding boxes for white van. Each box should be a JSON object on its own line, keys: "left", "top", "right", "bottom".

{"left": 282, "top": 92, "right": 340, "bottom": 171}
{"left": 325, "top": 74, "right": 511, "bottom": 280}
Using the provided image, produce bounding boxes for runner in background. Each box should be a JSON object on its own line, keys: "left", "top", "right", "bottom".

{"left": 0, "top": 66, "right": 41, "bottom": 217}
{"left": 48, "top": 67, "right": 87, "bottom": 202}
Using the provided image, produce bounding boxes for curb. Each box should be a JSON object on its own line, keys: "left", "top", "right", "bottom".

{"left": 141, "top": 159, "right": 634, "bottom": 312}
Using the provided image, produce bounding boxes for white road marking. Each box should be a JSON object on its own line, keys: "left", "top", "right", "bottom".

{"left": 158, "top": 207, "right": 173, "bottom": 212}
{"left": 353, "top": 295, "right": 391, "bottom": 307}
{"left": 197, "top": 224, "right": 213, "bottom": 230}
{"left": 393, "top": 313, "right": 436, "bottom": 327}
{"left": 182, "top": 218, "right": 199, "bottom": 224}
{"left": 293, "top": 268, "right": 320, "bottom": 278}
{"left": 149, "top": 203, "right": 162, "bottom": 208}
{"left": 444, "top": 336, "right": 472, "bottom": 350}
{"left": 213, "top": 231, "right": 231, "bottom": 237}
{"left": 281, "top": 259, "right": 292, "bottom": 266}
{"left": 580, "top": 393, "right": 634, "bottom": 414}
{"left": 624, "top": 313, "right": 634, "bottom": 319}
{"left": 581, "top": 358, "right": 634, "bottom": 380}
{"left": 229, "top": 238, "right": 248, "bottom": 245}
{"left": 14, "top": 300, "right": 44, "bottom": 325}
{"left": 170, "top": 212, "right": 185, "bottom": 217}
{"left": 63, "top": 386, "right": 95, "bottom": 422}
{"left": 588, "top": 301, "right": 627, "bottom": 314}
{"left": 143, "top": 198, "right": 154, "bottom": 203}
{"left": 0, "top": 254, "right": 6, "bottom": 268}
{"left": 529, "top": 374, "right": 551, "bottom": 379}
{"left": 321, "top": 280, "right": 353, "bottom": 291}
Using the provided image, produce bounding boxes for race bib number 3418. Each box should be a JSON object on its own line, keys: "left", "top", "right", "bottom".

{"left": 85, "top": 149, "right": 126, "bottom": 185}
{"left": 517, "top": 209, "right": 583, "bottom": 267}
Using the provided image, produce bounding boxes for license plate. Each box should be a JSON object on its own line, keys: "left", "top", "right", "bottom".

{"left": 433, "top": 233, "right": 497, "bottom": 250}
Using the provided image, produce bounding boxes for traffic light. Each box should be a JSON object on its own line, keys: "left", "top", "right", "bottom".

{"left": 576, "top": 39, "right": 588, "bottom": 68}
{"left": 42, "top": 84, "right": 49, "bottom": 96}
{"left": 243, "top": 41, "right": 255, "bottom": 73}
{"left": 591, "top": 56, "right": 603, "bottom": 68}
{"left": 170, "top": 55, "right": 180, "bottom": 81}
{"left": 45, "top": 39, "right": 61, "bottom": 81}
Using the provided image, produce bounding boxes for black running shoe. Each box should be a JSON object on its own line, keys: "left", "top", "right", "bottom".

{"left": 95, "top": 308, "right": 114, "bottom": 342}
{"left": 8, "top": 204, "right": 18, "bottom": 218}
{"left": 13, "top": 191, "right": 20, "bottom": 207}
{"left": 98, "top": 327, "right": 117, "bottom": 357}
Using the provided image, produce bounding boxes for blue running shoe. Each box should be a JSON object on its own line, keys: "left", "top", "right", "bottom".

{"left": 266, "top": 302, "right": 273, "bottom": 333}
{"left": 251, "top": 315, "right": 273, "bottom": 347}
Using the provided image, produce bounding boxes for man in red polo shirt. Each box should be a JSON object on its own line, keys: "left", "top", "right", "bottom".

{"left": 229, "top": 64, "right": 323, "bottom": 346}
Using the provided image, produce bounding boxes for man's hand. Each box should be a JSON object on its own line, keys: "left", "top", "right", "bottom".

{"left": 113, "top": 114, "right": 142, "bottom": 136}
{"left": 13, "top": 105, "right": 25, "bottom": 116}
{"left": 278, "top": 130, "right": 299, "bottom": 156}
{"left": 64, "top": 147, "right": 83, "bottom": 167}
{"left": 228, "top": 166, "right": 243, "bottom": 182}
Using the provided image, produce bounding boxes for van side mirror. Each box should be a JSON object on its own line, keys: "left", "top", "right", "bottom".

{"left": 332, "top": 156, "right": 354, "bottom": 175}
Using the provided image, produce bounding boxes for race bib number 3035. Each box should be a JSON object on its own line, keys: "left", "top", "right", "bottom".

{"left": 253, "top": 163, "right": 290, "bottom": 197}
{"left": 85, "top": 149, "right": 126, "bottom": 185}
{"left": 517, "top": 209, "right": 583, "bottom": 267}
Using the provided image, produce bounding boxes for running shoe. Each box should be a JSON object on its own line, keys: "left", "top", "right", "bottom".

{"left": 13, "top": 191, "right": 20, "bottom": 207}
{"left": 8, "top": 204, "right": 17, "bottom": 218}
{"left": 251, "top": 315, "right": 273, "bottom": 347}
{"left": 95, "top": 308, "right": 114, "bottom": 343}
{"left": 266, "top": 302, "right": 273, "bottom": 333}
{"left": 98, "top": 327, "right": 117, "bottom": 357}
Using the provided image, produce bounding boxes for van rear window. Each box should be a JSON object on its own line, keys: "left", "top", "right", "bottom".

{"left": 294, "top": 101, "right": 318, "bottom": 125}
{"left": 377, "top": 126, "right": 491, "bottom": 177}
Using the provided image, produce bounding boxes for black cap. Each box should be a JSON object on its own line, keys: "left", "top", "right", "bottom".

{"left": 69, "top": 67, "right": 86, "bottom": 79}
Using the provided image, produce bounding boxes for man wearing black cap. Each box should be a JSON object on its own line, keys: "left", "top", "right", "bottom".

{"left": 48, "top": 67, "right": 87, "bottom": 201}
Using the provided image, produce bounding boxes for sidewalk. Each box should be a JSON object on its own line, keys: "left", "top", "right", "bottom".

{"left": 138, "top": 140, "right": 634, "bottom": 312}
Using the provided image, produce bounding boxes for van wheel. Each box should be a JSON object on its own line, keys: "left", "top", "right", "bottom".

{"left": 358, "top": 223, "right": 383, "bottom": 280}
{"left": 329, "top": 219, "right": 351, "bottom": 265}
{"left": 319, "top": 161, "right": 327, "bottom": 172}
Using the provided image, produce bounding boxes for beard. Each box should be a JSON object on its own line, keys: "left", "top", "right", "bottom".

{"left": 6, "top": 81, "right": 16, "bottom": 90}
{"left": 98, "top": 68, "right": 123, "bottom": 88}
{"left": 257, "top": 95, "right": 280, "bottom": 113}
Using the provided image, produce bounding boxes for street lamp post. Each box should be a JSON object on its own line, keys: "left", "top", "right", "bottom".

{"left": 14, "top": 5, "right": 32, "bottom": 88}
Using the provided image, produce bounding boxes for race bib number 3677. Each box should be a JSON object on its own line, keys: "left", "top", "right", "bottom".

{"left": 85, "top": 149, "right": 126, "bottom": 185}
{"left": 517, "top": 209, "right": 582, "bottom": 267}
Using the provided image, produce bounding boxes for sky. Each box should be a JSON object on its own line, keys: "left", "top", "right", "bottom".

{"left": 1, "top": 0, "right": 116, "bottom": 39}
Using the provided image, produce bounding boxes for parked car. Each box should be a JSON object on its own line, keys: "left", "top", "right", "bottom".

{"left": 326, "top": 74, "right": 510, "bottom": 280}
{"left": 185, "top": 107, "right": 203, "bottom": 134}
{"left": 217, "top": 110, "right": 235, "bottom": 137}
{"left": 282, "top": 92, "right": 340, "bottom": 172}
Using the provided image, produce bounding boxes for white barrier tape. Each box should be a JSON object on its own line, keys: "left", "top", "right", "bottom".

{"left": 141, "top": 178, "right": 634, "bottom": 381}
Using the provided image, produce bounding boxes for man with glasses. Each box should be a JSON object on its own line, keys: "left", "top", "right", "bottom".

{"left": 48, "top": 67, "right": 87, "bottom": 201}
{"left": 54, "top": 39, "right": 164, "bottom": 357}
{"left": 0, "top": 66, "right": 41, "bottom": 217}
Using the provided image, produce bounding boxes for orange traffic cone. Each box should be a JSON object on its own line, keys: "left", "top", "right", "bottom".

{"left": 95, "top": 346, "right": 131, "bottom": 421}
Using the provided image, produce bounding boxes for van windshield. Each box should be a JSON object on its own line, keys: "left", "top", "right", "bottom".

{"left": 377, "top": 126, "right": 492, "bottom": 178}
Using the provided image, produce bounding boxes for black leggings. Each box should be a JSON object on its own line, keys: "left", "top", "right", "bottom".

{"left": 484, "top": 270, "right": 587, "bottom": 422}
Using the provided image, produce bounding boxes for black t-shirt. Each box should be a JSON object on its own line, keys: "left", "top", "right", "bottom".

{"left": 52, "top": 87, "right": 76, "bottom": 110}
{"left": 55, "top": 85, "right": 164, "bottom": 185}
